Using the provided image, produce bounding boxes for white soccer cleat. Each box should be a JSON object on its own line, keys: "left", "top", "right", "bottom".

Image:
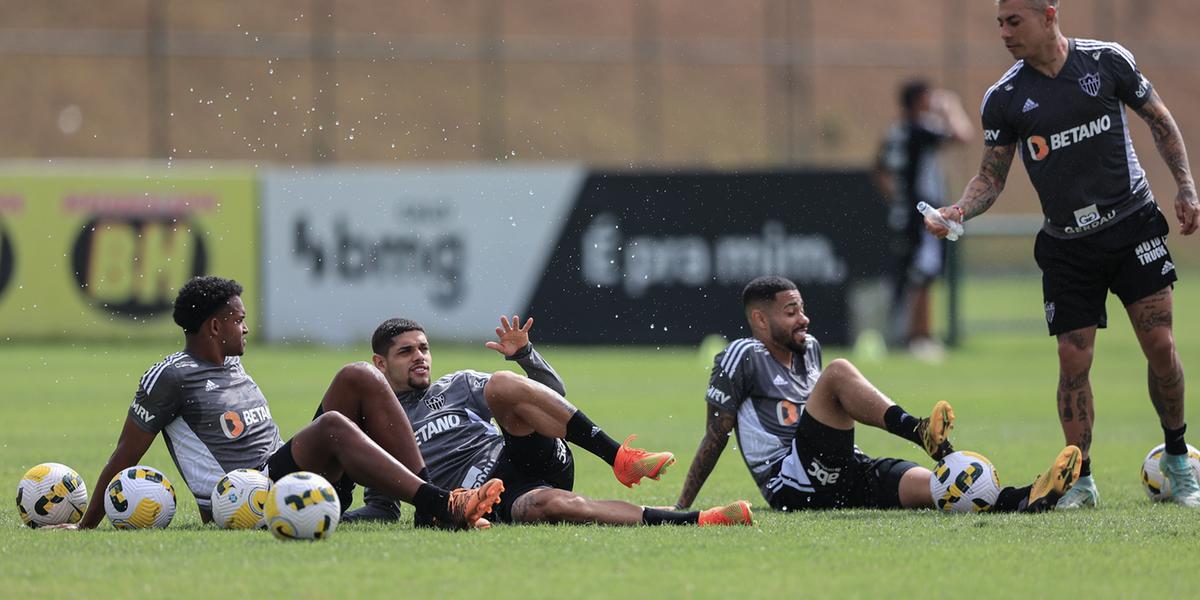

{"left": 1055, "top": 474, "right": 1098, "bottom": 509}
{"left": 1161, "top": 453, "right": 1200, "bottom": 508}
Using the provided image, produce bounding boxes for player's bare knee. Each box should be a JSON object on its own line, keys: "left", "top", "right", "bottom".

{"left": 824, "top": 358, "right": 858, "bottom": 383}
{"left": 312, "top": 411, "right": 357, "bottom": 439}
{"left": 333, "top": 361, "right": 382, "bottom": 389}
{"left": 483, "top": 370, "right": 521, "bottom": 407}
{"left": 1140, "top": 332, "right": 1177, "bottom": 369}
{"left": 1056, "top": 340, "right": 1093, "bottom": 372}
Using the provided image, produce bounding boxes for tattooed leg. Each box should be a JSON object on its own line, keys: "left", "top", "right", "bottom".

{"left": 1127, "top": 287, "right": 1186, "bottom": 429}
{"left": 1057, "top": 327, "right": 1097, "bottom": 457}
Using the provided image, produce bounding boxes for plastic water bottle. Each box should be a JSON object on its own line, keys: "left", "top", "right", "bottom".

{"left": 917, "top": 202, "right": 963, "bottom": 241}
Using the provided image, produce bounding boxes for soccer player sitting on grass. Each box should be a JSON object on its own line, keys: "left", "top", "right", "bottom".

{"left": 61, "top": 276, "right": 501, "bottom": 530}
{"left": 675, "top": 275, "right": 1082, "bottom": 514}
{"left": 339, "top": 315, "right": 752, "bottom": 527}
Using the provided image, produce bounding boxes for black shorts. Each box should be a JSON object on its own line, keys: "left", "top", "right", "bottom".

{"left": 767, "top": 409, "right": 918, "bottom": 511}
{"left": 889, "top": 224, "right": 944, "bottom": 291}
{"left": 263, "top": 440, "right": 357, "bottom": 515}
{"left": 484, "top": 430, "right": 575, "bottom": 524}
{"left": 1035, "top": 203, "right": 1177, "bottom": 336}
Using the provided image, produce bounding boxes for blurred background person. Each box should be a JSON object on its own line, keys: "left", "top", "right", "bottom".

{"left": 873, "top": 79, "right": 973, "bottom": 361}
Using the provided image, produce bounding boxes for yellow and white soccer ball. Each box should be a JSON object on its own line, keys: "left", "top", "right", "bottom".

{"left": 929, "top": 451, "right": 1001, "bottom": 513}
{"left": 264, "top": 471, "right": 340, "bottom": 541}
{"left": 15, "top": 462, "right": 88, "bottom": 528}
{"left": 1141, "top": 443, "right": 1200, "bottom": 501}
{"left": 211, "top": 468, "right": 272, "bottom": 529}
{"left": 104, "top": 465, "right": 177, "bottom": 529}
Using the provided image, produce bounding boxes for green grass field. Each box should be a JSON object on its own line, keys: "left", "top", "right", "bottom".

{"left": 3, "top": 274, "right": 1200, "bottom": 598}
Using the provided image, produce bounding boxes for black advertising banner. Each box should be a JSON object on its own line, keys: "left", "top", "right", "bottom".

{"left": 527, "top": 170, "right": 887, "bottom": 346}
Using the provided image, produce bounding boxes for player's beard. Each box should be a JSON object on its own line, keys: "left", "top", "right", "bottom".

{"left": 769, "top": 322, "right": 806, "bottom": 354}
{"left": 409, "top": 376, "right": 430, "bottom": 391}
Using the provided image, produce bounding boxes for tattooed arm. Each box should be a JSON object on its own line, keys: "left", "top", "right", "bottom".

{"left": 675, "top": 407, "right": 737, "bottom": 510}
{"left": 1135, "top": 89, "right": 1200, "bottom": 235}
{"left": 925, "top": 144, "right": 1016, "bottom": 238}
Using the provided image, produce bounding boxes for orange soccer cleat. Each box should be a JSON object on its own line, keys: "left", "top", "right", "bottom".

{"left": 446, "top": 478, "right": 504, "bottom": 529}
{"left": 698, "top": 500, "right": 754, "bottom": 526}
{"left": 613, "top": 435, "right": 676, "bottom": 488}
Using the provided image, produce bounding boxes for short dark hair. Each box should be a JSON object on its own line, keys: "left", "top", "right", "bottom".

{"left": 1006, "top": 0, "right": 1058, "bottom": 10}
{"left": 741, "top": 276, "right": 798, "bottom": 309}
{"left": 372, "top": 318, "right": 426, "bottom": 355}
{"left": 173, "top": 276, "right": 243, "bottom": 334}
{"left": 900, "top": 79, "right": 930, "bottom": 113}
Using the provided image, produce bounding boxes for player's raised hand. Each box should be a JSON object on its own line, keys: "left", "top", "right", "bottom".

{"left": 484, "top": 315, "right": 533, "bottom": 357}
{"left": 1176, "top": 187, "right": 1199, "bottom": 235}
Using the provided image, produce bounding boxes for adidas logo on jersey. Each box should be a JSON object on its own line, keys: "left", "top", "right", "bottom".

{"left": 1163, "top": 260, "right": 1175, "bottom": 276}
{"left": 772, "top": 374, "right": 788, "bottom": 386}
{"left": 205, "top": 379, "right": 220, "bottom": 392}
{"left": 1022, "top": 98, "right": 1039, "bottom": 113}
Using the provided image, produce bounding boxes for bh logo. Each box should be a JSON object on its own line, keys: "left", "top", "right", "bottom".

{"left": 69, "top": 200, "right": 209, "bottom": 318}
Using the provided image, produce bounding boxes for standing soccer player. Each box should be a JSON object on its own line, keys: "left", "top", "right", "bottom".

{"left": 925, "top": 0, "right": 1200, "bottom": 507}
{"left": 874, "top": 79, "right": 972, "bottom": 359}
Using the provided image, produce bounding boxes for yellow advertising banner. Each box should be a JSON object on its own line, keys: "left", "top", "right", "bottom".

{"left": 0, "top": 164, "right": 257, "bottom": 340}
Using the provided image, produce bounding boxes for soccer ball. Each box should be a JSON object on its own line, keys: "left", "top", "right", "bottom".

{"left": 264, "top": 471, "right": 340, "bottom": 541}
{"left": 15, "top": 463, "right": 88, "bottom": 528}
{"left": 1140, "top": 443, "right": 1200, "bottom": 501}
{"left": 211, "top": 468, "right": 272, "bottom": 529}
{"left": 104, "top": 465, "right": 177, "bottom": 529}
{"left": 930, "top": 451, "right": 1001, "bottom": 513}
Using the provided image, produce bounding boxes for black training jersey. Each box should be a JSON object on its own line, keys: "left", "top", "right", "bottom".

{"left": 981, "top": 38, "right": 1155, "bottom": 239}
{"left": 706, "top": 337, "right": 822, "bottom": 500}
{"left": 878, "top": 119, "right": 951, "bottom": 234}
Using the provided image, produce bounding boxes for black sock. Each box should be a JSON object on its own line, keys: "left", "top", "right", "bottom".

{"left": 565, "top": 410, "right": 621, "bottom": 465}
{"left": 883, "top": 405, "right": 922, "bottom": 446}
{"left": 1165, "top": 424, "right": 1188, "bottom": 456}
{"left": 412, "top": 483, "right": 450, "bottom": 521}
{"left": 992, "top": 485, "right": 1032, "bottom": 512}
{"left": 641, "top": 507, "right": 700, "bottom": 525}
{"left": 1079, "top": 458, "right": 1091, "bottom": 478}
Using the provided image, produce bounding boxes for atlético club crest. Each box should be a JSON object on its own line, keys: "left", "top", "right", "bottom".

{"left": 426, "top": 394, "right": 445, "bottom": 411}
{"left": 1079, "top": 72, "right": 1101, "bottom": 97}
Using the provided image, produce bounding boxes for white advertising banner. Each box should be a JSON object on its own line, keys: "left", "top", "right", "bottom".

{"left": 261, "top": 166, "right": 584, "bottom": 344}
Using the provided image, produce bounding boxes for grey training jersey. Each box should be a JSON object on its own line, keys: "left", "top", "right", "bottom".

{"left": 130, "top": 352, "right": 283, "bottom": 510}
{"left": 397, "top": 345, "right": 565, "bottom": 490}
{"left": 706, "top": 337, "right": 822, "bottom": 500}
{"left": 982, "top": 38, "right": 1155, "bottom": 239}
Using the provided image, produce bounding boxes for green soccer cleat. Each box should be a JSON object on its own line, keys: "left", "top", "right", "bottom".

{"left": 1160, "top": 453, "right": 1200, "bottom": 508}
{"left": 916, "top": 400, "right": 955, "bottom": 461}
{"left": 1024, "top": 445, "right": 1083, "bottom": 512}
{"left": 1054, "top": 473, "right": 1097, "bottom": 510}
